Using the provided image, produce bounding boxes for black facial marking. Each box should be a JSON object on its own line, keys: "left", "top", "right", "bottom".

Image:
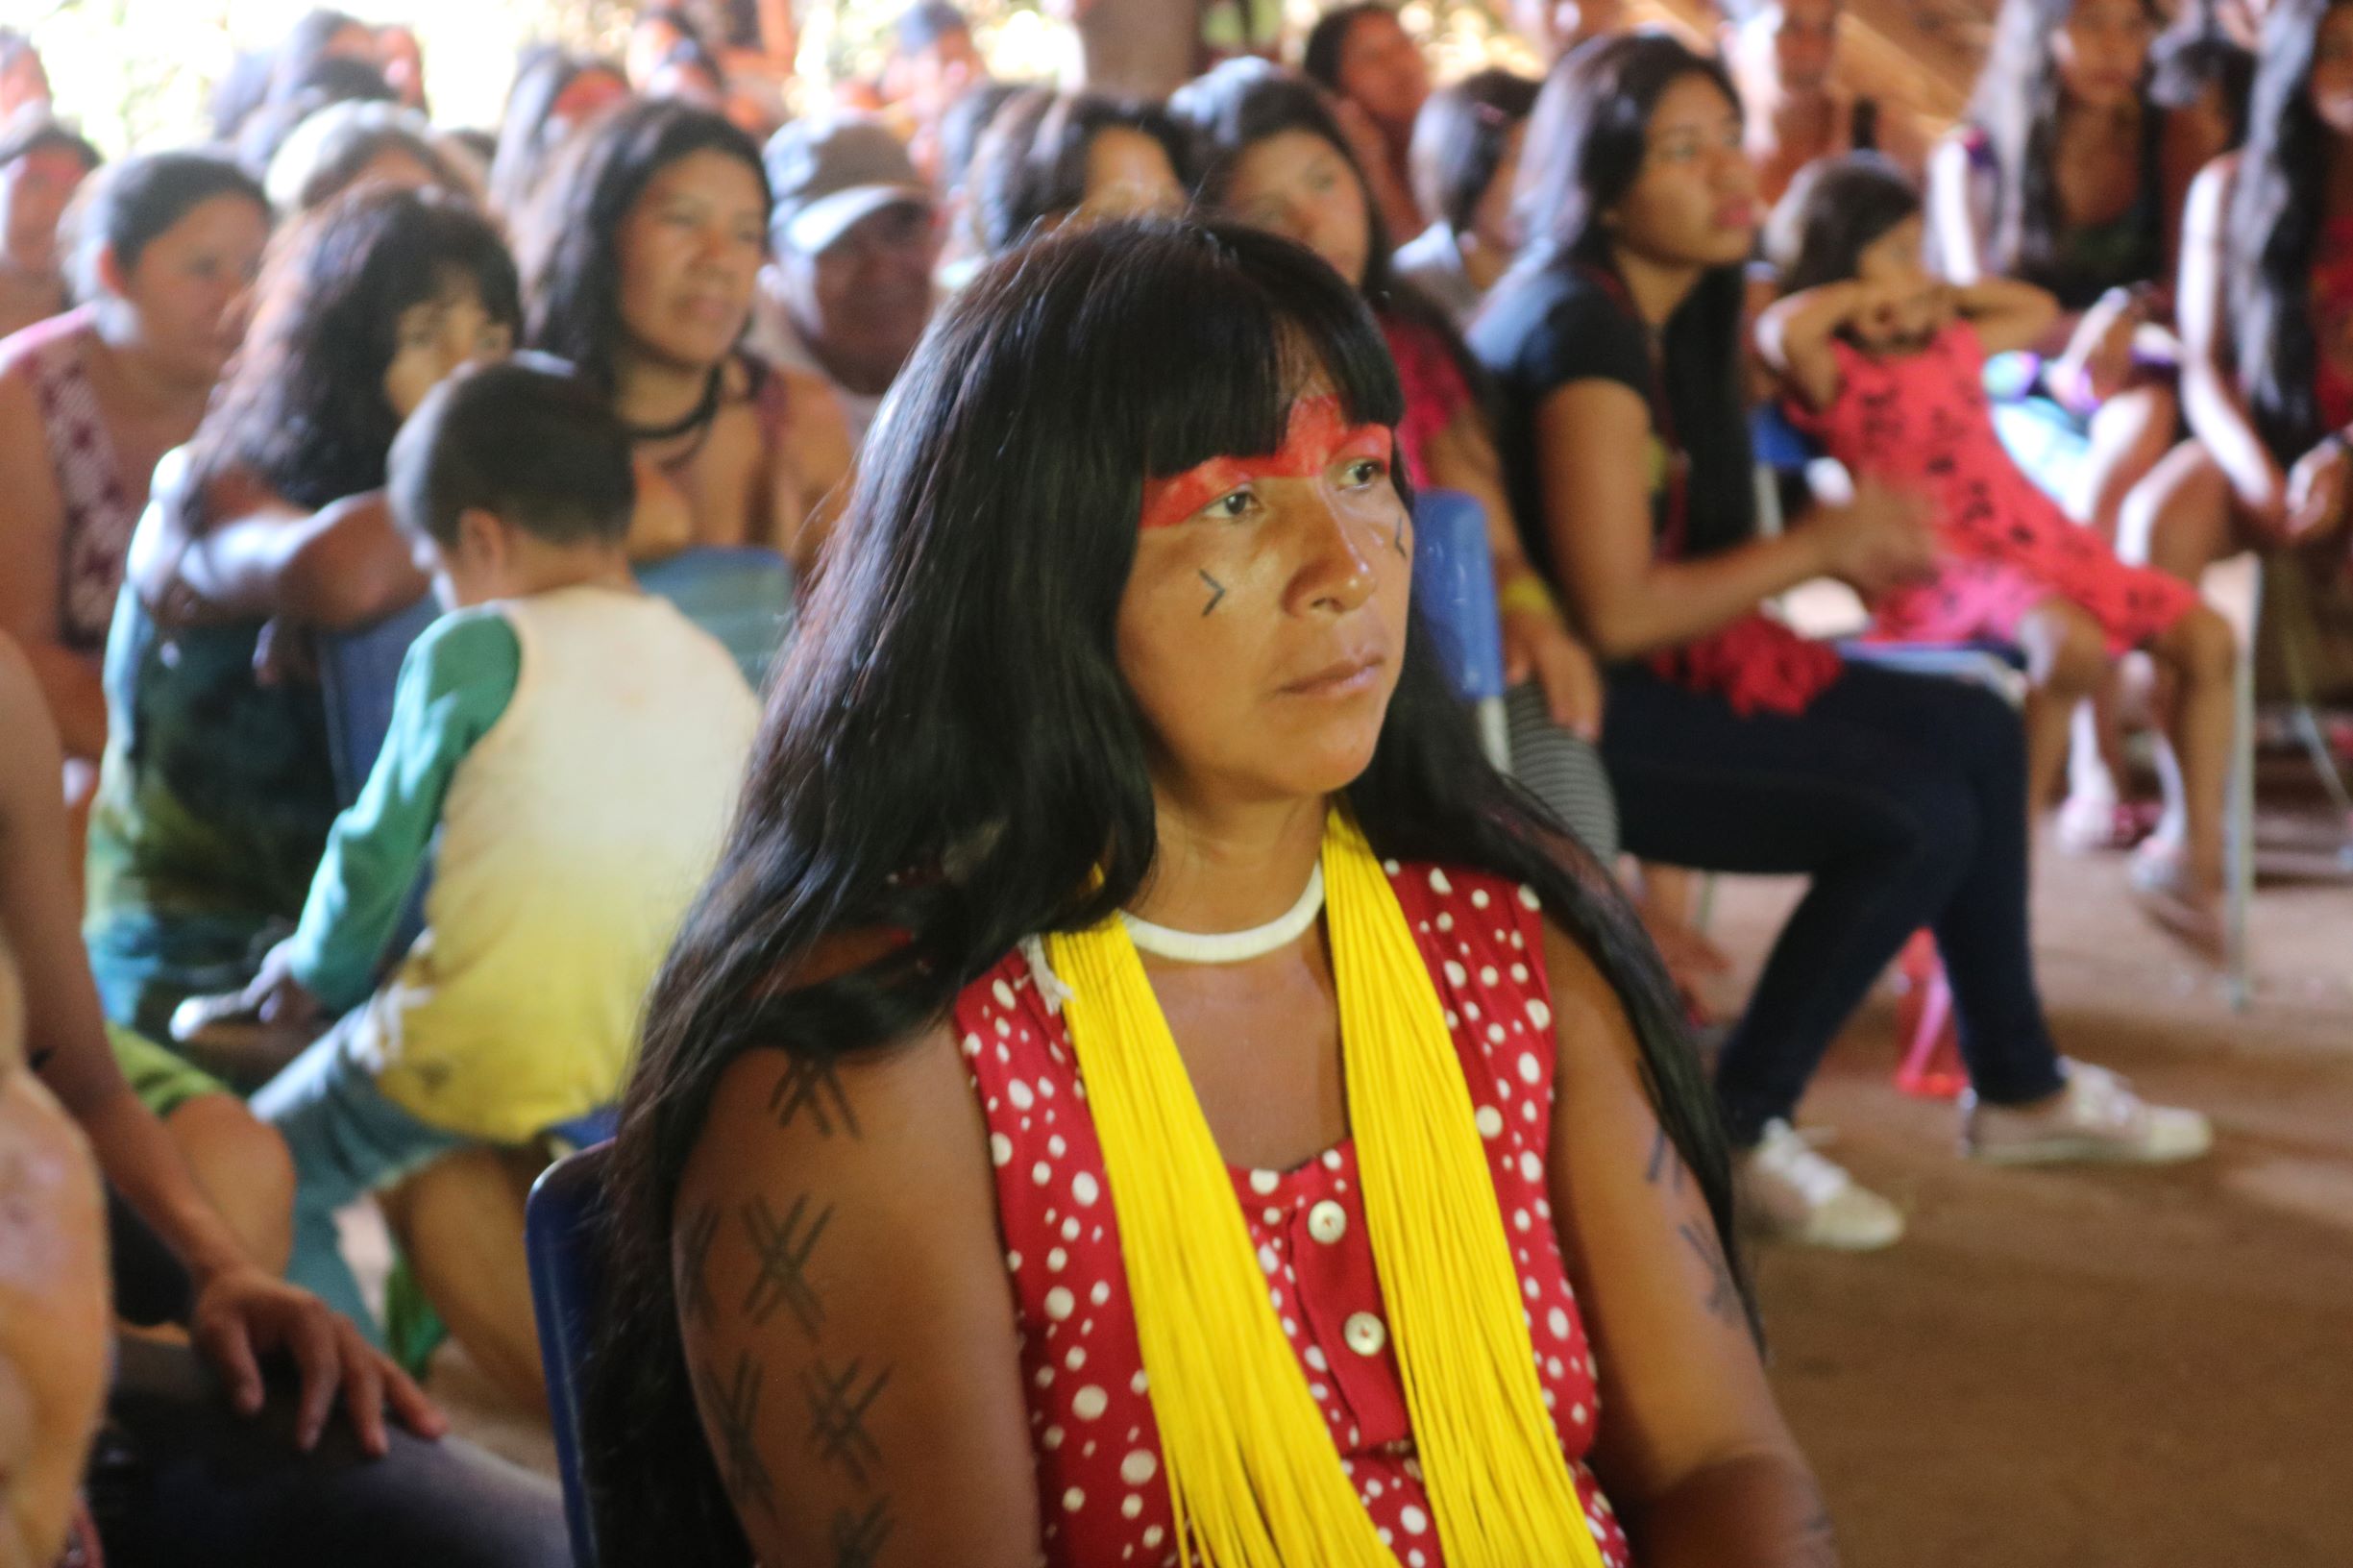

{"left": 1198, "top": 569, "right": 1227, "bottom": 616}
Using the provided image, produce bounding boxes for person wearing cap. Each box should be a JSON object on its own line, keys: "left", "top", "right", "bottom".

{"left": 751, "top": 112, "right": 942, "bottom": 449}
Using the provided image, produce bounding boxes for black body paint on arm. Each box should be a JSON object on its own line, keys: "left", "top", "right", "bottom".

{"left": 743, "top": 1191, "right": 835, "bottom": 1338}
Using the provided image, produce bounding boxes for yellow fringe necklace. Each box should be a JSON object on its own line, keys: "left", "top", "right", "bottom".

{"left": 1044, "top": 810, "right": 1605, "bottom": 1568}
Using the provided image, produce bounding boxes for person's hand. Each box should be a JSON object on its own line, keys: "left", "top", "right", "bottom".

{"left": 252, "top": 615, "right": 317, "bottom": 688}
{"left": 1326, "top": 96, "right": 1392, "bottom": 187}
{"left": 2285, "top": 437, "right": 2353, "bottom": 543}
{"left": 189, "top": 1262, "right": 447, "bottom": 1457}
{"left": 168, "top": 939, "right": 321, "bottom": 1056}
{"left": 2057, "top": 286, "right": 2141, "bottom": 406}
{"left": 1501, "top": 597, "right": 1604, "bottom": 740}
{"left": 1809, "top": 478, "right": 1938, "bottom": 597}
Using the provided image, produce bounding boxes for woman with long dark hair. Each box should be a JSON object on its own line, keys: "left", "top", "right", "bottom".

{"left": 2121, "top": 0, "right": 2353, "bottom": 604}
{"left": 84, "top": 185, "right": 518, "bottom": 1046}
{"left": 518, "top": 99, "right": 851, "bottom": 573}
{"left": 0, "top": 152, "right": 267, "bottom": 778}
{"left": 1175, "top": 59, "right": 1614, "bottom": 862}
{"left": 1928, "top": 0, "right": 2187, "bottom": 542}
{"left": 967, "top": 88, "right": 1188, "bottom": 257}
{"left": 486, "top": 48, "right": 630, "bottom": 225}
{"left": 1473, "top": 35, "right": 2208, "bottom": 1251}
{"left": 1302, "top": 3, "right": 1434, "bottom": 246}
{"left": 1395, "top": 67, "right": 1541, "bottom": 329}
{"left": 586, "top": 213, "right": 1832, "bottom": 1567}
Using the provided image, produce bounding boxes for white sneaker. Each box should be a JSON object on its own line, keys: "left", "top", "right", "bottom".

{"left": 1962, "top": 1059, "right": 2213, "bottom": 1165}
{"left": 1736, "top": 1120, "right": 1905, "bottom": 1250}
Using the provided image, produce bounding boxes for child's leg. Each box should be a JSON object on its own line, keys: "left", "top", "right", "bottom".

{"left": 377, "top": 1146, "right": 547, "bottom": 1410}
{"left": 2014, "top": 599, "right": 2113, "bottom": 816}
{"left": 2145, "top": 603, "right": 2237, "bottom": 894}
{"left": 2072, "top": 382, "right": 2180, "bottom": 539}
{"left": 249, "top": 1017, "right": 465, "bottom": 1340}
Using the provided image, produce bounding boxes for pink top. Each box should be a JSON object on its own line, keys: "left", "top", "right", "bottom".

{"left": 954, "top": 860, "right": 1634, "bottom": 1568}
{"left": 1788, "top": 321, "right": 2196, "bottom": 655}
{"left": 0, "top": 306, "right": 138, "bottom": 654}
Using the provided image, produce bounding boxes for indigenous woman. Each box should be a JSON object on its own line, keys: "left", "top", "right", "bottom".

{"left": 519, "top": 99, "right": 852, "bottom": 575}
{"left": 587, "top": 217, "right": 1838, "bottom": 1567}
{"left": 1472, "top": 35, "right": 2207, "bottom": 1250}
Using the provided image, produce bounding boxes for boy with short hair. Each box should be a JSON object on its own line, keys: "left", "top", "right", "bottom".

{"left": 219, "top": 361, "right": 760, "bottom": 1384}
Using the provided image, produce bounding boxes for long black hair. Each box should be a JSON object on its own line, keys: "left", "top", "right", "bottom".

{"left": 488, "top": 48, "right": 627, "bottom": 223}
{"left": 968, "top": 87, "right": 1188, "bottom": 256}
{"left": 1514, "top": 32, "right": 1758, "bottom": 555}
{"left": 2227, "top": 0, "right": 2353, "bottom": 460}
{"left": 1967, "top": 0, "right": 2166, "bottom": 299}
{"left": 518, "top": 98, "right": 769, "bottom": 397}
{"left": 1765, "top": 153, "right": 1924, "bottom": 296}
{"left": 1409, "top": 66, "right": 1540, "bottom": 238}
{"left": 181, "top": 184, "right": 519, "bottom": 517}
{"left": 584, "top": 215, "right": 1745, "bottom": 1562}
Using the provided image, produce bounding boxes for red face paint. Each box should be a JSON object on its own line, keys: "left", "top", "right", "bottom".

{"left": 1138, "top": 394, "right": 1393, "bottom": 531}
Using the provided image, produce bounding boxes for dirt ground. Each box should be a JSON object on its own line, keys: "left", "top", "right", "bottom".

{"left": 415, "top": 766, "right": 2353, "bottom": 1567}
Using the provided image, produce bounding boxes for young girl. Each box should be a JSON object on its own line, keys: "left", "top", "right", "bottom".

{"left": 1760, "top": 155, "right": 2237, "bottom": 951}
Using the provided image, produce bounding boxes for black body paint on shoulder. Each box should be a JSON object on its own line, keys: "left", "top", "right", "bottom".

{"left": 772, "top": 1057, "right": 861, "bottom": 1139}
{"left": 1645, "top": 1124, "right": 1686, "bottom": 1193}
{"left": 1678, "top": 1220, "right": 1741, "bottom": 1325}
{"left": 743, "top": 1191, "right": 834, "bottom": 1338}
{"left": 802, "top": 1356, "right": 894, "bottom": 1488}
{"left": 699, "top": 1353, "right": 777, "bottom": 1518}
{"left": 677, "top": 1202, "right": 722, "bottom": 1328}
{"left": 831, "top": 1498, "right": 897, "bottom": 1568}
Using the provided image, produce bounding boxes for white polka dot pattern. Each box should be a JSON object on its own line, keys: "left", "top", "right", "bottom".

{"left": 954, "top": 862, "right": 1630, "bottom": 1568}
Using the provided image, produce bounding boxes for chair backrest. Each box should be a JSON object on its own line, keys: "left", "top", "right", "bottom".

{"left": 1409, "top": 487, "right": 1505, "bottom": 704}
{"left": 633, "top": 546, "right": 797, "bottom": 691}
{"left": 526, "top": 1139, "right": 615, "bottom": 1568}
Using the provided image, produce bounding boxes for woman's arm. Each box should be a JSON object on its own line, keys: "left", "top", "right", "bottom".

{"left": 772, "top": 366, "right": 856, "bottom": 579}
{"left": 676, "top": 1028, "right": 1042, "bottom": 1566}
{"left": 1753, "top": 282, "right": 1872, "bottom": 411}
{"left": 2175, "top": 154, "right": 2288, "bottom": 519}
{"left": 1926, "top": 132, "right": 1992, "bottom": 285}
{"left": 1539, "top": 922, "right": 1834, "bottom": 1566}
{"left": 1949, "top": 275, "right": 2063, "bottom": 358}
{"left": 0, "top": 633, "right": 438, "bottom": 1454}
{"left": 1422, "top": 404, "right": 1603, "bottom": 735}
{"left": 0, "top": 376, "right": 106, "bottom": 761}
{"left": 1532, "top": 381, "right": 1865, "bottom": 660}
{"left": 129, "top": 465, "right": 428, "bottom": 631}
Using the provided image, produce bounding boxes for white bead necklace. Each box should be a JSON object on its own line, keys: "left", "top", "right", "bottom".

{"left": 1120, "top": 866, "right": 1326, "bottom": 965}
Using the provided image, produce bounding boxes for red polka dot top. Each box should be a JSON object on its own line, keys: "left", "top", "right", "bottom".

{"left": 951, "top": 860, "right": 1634, "bottom": 1568}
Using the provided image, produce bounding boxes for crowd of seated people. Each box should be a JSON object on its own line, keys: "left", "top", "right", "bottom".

{"left": 17, "top": 0, "right": 2347, "bottom": 1559}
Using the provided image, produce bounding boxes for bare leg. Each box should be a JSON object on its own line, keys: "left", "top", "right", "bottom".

{"left": 2072, "top": 382, "right": 2181, "bottom": 540}
{"left": 2015, "top": 599, "right": 2114, "bottom": 819}
{"left": 378, "top": 1145, "right": 547, "bottom": 1411}
{"left": 2145, "top": 604, "right": 2237, "bottom": 893}
{"left": 163, "top": 1093, "right": 296, "bottom": 1275}
{"left": 2119, "top": 438, "right": 2244, "bottom": 584}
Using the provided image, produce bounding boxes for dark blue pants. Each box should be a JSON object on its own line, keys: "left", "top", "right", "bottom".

{"left": 1603, "top": 662, "right": 2068, "bottom": 1145}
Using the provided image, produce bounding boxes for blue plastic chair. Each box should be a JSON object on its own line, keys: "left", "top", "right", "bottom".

{"left": 1410, "top": 487, "right": 1510, "bottom": 768}
{"left": 525, "top": 1138, "right": 614, "bottom": 1568}
{"left": 634, "top": 546, "right": 797, "bottom": 691}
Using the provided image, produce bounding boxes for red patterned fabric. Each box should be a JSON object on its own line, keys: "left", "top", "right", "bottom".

{"left": 1648, "top": 614, "right": 1845, "bottom": 717}
{"left": 2310, "top": 216, "right": 2353, "bottom": 437}
{"left": 954, "top": 861, "right": 1633, "bottom": 1568}
{"left": 0, "top": 307, "right": 137, "bottom": 654}
{"left": 1788, "top": 321, "right": 2199, "bottom": 654}
{"left": 1378, "top": 311, "right": 1470, "bottom": 490}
